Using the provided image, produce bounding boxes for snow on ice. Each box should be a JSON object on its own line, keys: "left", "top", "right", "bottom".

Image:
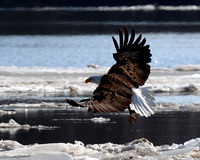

{"left": 0, "top": 118, "right": 199, "bottom": 160}
{"left": 0, "top": 66, "right": 200, "bottom": 98}
{"left": 0, "top": 138, "right": 199, "bottom": 160}
{"left": 0, "top": 66, "right": 200, "bottom": 112}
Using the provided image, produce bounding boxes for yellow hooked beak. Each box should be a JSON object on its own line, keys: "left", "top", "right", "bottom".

{"left": 85, "top": 78, "right": 90, "bottom": 84}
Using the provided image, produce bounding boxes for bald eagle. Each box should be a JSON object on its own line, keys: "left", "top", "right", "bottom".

{"left": 66, "top": 26, "right": 155, "bottom": 123}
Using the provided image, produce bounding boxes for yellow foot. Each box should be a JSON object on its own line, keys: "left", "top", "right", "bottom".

{"left": 128, "top": 113, "right": 138, "bottom": 124}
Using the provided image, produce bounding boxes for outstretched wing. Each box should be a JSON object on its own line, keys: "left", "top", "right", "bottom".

{"left": 85, "top": 26, "right": 152, "bottom": 113}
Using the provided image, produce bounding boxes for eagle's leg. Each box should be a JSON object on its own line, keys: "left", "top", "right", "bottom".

{"left": 128, "top": 107, "right": 138, "bottom": 124}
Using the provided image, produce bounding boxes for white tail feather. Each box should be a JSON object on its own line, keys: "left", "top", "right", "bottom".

{"left": 130, "top": 88, "right": 155, "bottom": 117}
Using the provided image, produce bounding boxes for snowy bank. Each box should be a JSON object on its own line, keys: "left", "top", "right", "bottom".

{"left": 0, "top": 138, "right": 199, "bottom": 160}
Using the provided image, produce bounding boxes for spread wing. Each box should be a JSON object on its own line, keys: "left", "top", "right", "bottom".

{"left": 85, "top": 26, "right": 152, "bottom": 113}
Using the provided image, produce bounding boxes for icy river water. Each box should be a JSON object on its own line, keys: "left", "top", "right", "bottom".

{"left": 0, "top": 109, "right": 200, "bottom": 146}
{"left": 0, "top": 33, "right": 200, "bottom": 159}
{"left": 0, "top": 66, "right": 200, "bottom": 148}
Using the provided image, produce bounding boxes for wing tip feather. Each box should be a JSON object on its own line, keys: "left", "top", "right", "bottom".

{"left": 130, "top": 88, "right": 155, "bottom": 117}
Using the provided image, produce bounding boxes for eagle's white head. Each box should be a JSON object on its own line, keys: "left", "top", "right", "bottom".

{"left": 85, "top": 75, "right": 103, "bottom": 85}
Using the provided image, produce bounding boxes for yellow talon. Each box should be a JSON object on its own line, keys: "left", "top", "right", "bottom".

{"left": 128, "top": 113, "right": 138, "bottom": 124}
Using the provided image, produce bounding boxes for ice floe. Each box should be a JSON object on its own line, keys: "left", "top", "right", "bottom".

{"left": 0, "top": 119, "right": 58, "bottom": 130}
{"left": 176, "top": 65, "right": 200, "bottom": 71}
{"left": 0, "top": 138, "right": 199, "bottom": 160}
{"left": 0, "top": 66, "right": 200, "bottom": 113}
{"left": 90, "top": 117, "right": 110, "bottom": 123}
{"left": 0, "top": 119, "right": 30, "bottom": 129}
{"left": 0, "top": 109, "right": 15, "bottom": 115}
{"left": 155, "top": 102, "right": 200, "bottom": 112}
{"left": 0, "top": 66, "right": 200, "bottom": 99}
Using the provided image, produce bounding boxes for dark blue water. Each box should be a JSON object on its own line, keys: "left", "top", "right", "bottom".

{"left": 0, "top": 109, "right": 200, "bottom": 146}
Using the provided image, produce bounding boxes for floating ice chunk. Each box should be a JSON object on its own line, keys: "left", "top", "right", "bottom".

{"left": 90, "top": 117, "right": 110, "bottom": 123}
{"left": 176, "top": 65, "right": 200, "bottom": 71}
{"left": 151, "top": 84, "right": 199, "bottom": 94}
{"left": 0, "top": 110, "right": 15, "bottom": 116}
{"left": 0, "top": 119, "right": 58, "bottom": 130}
{"left": 154, "top": 102, "right": 200, "bottom": 112}
{"left": 0, "top": 119, "right": 30, "bottom": 129}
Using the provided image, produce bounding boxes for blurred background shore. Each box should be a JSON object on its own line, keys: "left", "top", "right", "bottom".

{"left": 0, "top": 0, "right": 200, "bottom": 34}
